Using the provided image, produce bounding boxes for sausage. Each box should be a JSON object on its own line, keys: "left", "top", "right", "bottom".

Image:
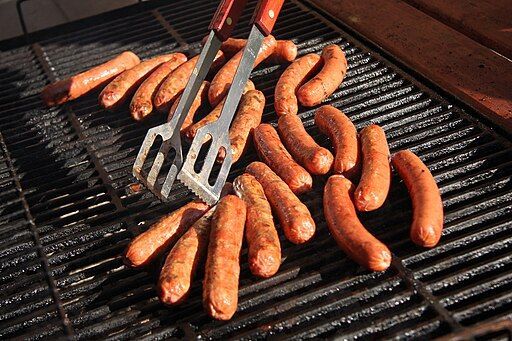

{"left": 297, "top": 44, "right": 348, "bottom": 107}
{"left": 203, "top": 195, "right": 246, "bottom": 320}
{"left": 253, "top": 123, "right": 313, "bottom": 194}
{"left": 202, "top": 36, "right": 297, "bottom": 63}
{"left": 154, "top": 51, "right": 225, "bottom": 113}
{"left": 323, "top": 175, "right": 392, "bottom": 271}
{"left": 168, "top": 80, "right": 209, "bottom": 134}
{"left": 99, "top": 53, "right": 177, "bottom": 110}
{"left": 234, "top": 173, "right": 281, "bottom": 278}
{"left": 277, "top": 113, "right": 333, "bottom": 175}
{"left": 246, "top": 162, "right": 315, "bottom": 244}
{"left": 42, "top": 51, "right": 140, "bottom": 107}
{"left": 217, "top": 89, "right": 265, "bottom": 163}
{"left": 391, "top": 150, "right": 443, "bottom": 247}
{"left": 158, "top": 207, "right": 215, "bottom": 306}
{"left": 208, "top": 35, "right": 276, "bottom": 106}
{"left": 315, "top": 105, "right": 360, "bottom": 178}
{"left": 130, "top": 53, "right": 187, "bottom": 120}
{"left": 354, "top": 125, "right": 391, "bottom": 211}
{"left": 123, "top": 200, "right": 209, "bottom": 267}
{"left": 274, "top": 54, "right": 322, "bottom": 116}
{"left": 184, "top": 80, "right": 255, "bottom": 140}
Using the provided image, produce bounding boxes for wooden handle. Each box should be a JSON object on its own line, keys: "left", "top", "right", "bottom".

{"left": 209, "top": 0, "right": 248, "bottom": 41}
{"left": 251, "top": 0, "right": 285, "bottom": 35}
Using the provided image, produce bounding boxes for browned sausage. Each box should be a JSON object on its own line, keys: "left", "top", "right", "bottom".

{"left": 277, "top": 113, "right": 333, "bottom": 175}
{"left": 99, "top": 54, "right": 177, "bottom": 110}
{"left": 234, "top": 173, "right": 281, "bottom": 278}
{"left": 154, "top": 51, "right": 225, "bottom": 113}
{"left": 130, "top": 53, "right": 187, "bottom": 120}
{"left": 297, "top": 44, "right": 347, "bottom": 107}
{"left": 217, "top": 89, "right": 265, "bottom": 163}
{"left": 203, "top": 195, "right": 246, "bottom": 320}
{"left": 158, "top": 207, "right": 215, "bottom": 306}
{"left": 168, "top": 80, "right": 209, "bottom": 134}
{"left": 184, "top": 80, "right": 255, "bottom": 140}
{"left": 391, "top": 150, "right": 443, "bottom": 247}
{"left": 323, "top": 175, "right": 392, "bottom": 271}
{"left": 123, "top": 200, "right": 209, "bottom": 267}
{"left": 354, "top": 125, "right": 391, "bottom": 211}
{"left": 274, "top": 54, "right": 322, "bottom": 116}
{"left": 202, "top": 36, "right": 297, "bottom": 63}
{"left": 42, "top": 51, "right": 140, "bottom": 106}
{"left": 253, "top": 123, "right": 313, "bottom": 194}
{"left": 315, "top": 105, "right": 360, "bottom": 178}
{"left": 208, "top": 35, "right": 276, "bottom": 106}
{"left": 246, "top": 162, "right": 315, "bottom": 244}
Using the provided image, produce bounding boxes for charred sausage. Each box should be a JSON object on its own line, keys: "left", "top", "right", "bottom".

{"left": 315, "top": 105, "right": 360, "bottom": 178}
{"left": 274, "top": 54, "right": 322, "bottom": 116}
{"left": 208, "top": 35, "right": 276, "bottom": 106}
{"left": 234, "top": 173, "right": 281, "bottom": 278}
{"left": 123, "top": 200, "right": 209, "bottom": 267}
{"left": 203, "top": 195, "right": 246, "bottom": 320}
{"left": 297, "top": 44, "right": 347, "bottom": 107}
{"left": 277, "top": 113, "right": 333, "bottom": 175}
{"left": 130, "top": 53, "right": 187, "bottom": 120}
{"left": 217, "top": 89, "right": 265, "bottom": 163}
{"left": 354, "top": 125, "right": 391, "bottom": 211}
{"left": 253, "top": 123, "right": 313, "bottom": 194}
{"left": 391, "top": 150, "right": 443, "bottom": 247}
{"left": 42, "top": 51, "right": 140, "bottom": 106}
{"left": 323, "top": 175, "right": 392, "bottom": 271}
{"left": 246, "top": 162, "right": 315, "bottom": 244}
{"left": 168, "top": 80, "right": 210, "bottom": 134}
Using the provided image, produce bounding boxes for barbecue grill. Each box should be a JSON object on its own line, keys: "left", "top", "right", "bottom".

{"left": 1, "top": 0, "right": 512, "bottom": 339}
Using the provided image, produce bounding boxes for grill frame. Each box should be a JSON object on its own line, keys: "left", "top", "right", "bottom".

{"left": 1, "top": 0, "right": 512, "bottom": 339}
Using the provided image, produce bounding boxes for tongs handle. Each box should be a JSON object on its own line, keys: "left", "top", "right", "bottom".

{"left": 251, "top": 0, "right": 285, "bottom": 35}
{"left": 209, "top": 0, "right": 248, "bottom": 41}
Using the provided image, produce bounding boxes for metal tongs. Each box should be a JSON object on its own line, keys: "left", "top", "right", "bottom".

{"left": 133, "top": 0, "right": 284, "bottom": 204}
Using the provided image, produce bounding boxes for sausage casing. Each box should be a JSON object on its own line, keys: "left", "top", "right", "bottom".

{"left": 246, "top": 162, "right": 315, "bottom": 244}
{"left": 203, "top": 195, "right": 246, "bottom": 320}
{"left": 323, "top": 175, "right": 392, "bottom": 271}
{"left": 168, "top": 80, "right": 210, "bottom": 134}
{"left": 391, "top": 150, "right": 443, "bottom": 247}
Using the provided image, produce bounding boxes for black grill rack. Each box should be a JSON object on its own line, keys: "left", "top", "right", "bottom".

{"left": 1, "top": 0, "right": 512, "bottom": 339}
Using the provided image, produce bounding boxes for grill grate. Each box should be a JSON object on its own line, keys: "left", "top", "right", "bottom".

{"left": 1, "top": 0, "right": 512, "bottom": 339}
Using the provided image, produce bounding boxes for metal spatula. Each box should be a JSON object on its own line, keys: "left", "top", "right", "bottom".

{"left": 178, "top": 0, "right": 284, "bottom": 205}
{"left": 132, "top": 0, "right": 246, "bottom": 201}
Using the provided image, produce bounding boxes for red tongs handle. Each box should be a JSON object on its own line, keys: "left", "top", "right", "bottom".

{"left": 251, "top": 0, "right": 285, "bottom": 36}
{"left": 209, "top": 0, "right": 248, "bottom": 41}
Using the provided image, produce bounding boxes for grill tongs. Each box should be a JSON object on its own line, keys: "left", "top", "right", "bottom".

{"left": 133, "top": 0, "right": 284, "bottom": 205}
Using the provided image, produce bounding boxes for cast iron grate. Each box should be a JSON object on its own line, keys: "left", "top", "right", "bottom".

{"left": 0, "top": 0, "right": 511, "bottom": 339}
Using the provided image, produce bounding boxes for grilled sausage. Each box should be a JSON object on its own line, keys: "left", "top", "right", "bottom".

{"left": 253, "top": 123, "right": 313, "bottom": 194}
{"left": 158, "top": 207, "right": 215, "bottom": 306}
{"left": 154, "top": 51, "right": 225, "bottom": 113}
{"left": 208, "top": 35, "right": 276, "bottom": 106}
{"left": 246, "top": 162, "right": 315, "bottom": 244}
{"left": 391, "top": 150, "right": 443, "bottom": 247}
{"left": 323, "top": 175, "right": 392, "bottom": 271}
{"left": 217, "top": 89, "right": 265, "bottom": 163}
{"left": 130, "top": 53, "right": 187, "bottom": 120}
{"left": 354, "top": 125, "right": 391, "bottom": 211}
{"left": 184, "top": 80, "right": 255, "bottom": 140}
{"left": 168, "top": 80, "right": 209, "bottom": 134}
{"left": 297, "top": 45, "right": 347, "bottom": 107}
{"left": 123, "top": 200, "right": 209, "bottom": 267}
{"left": 277, "top": 113, "right": 333, "bottom": 175}
{"left": 315, "top": 105, "right": 360, "bottom": 178}
{"left": 234, "top": 173, "right": 281, "bottom": 278}
{"left": 274, "top": 54, "right": 322, "bottom": 116}
{"left": 203, "top": 195, "right": 246, "bottom": 320}
{"left": 42, "top": 51, "right": 140, "bottom": 107}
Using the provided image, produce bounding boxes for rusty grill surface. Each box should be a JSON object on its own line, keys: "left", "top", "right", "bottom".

{"left": 1, "top": 0, "right": 512, "bottom": 339}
